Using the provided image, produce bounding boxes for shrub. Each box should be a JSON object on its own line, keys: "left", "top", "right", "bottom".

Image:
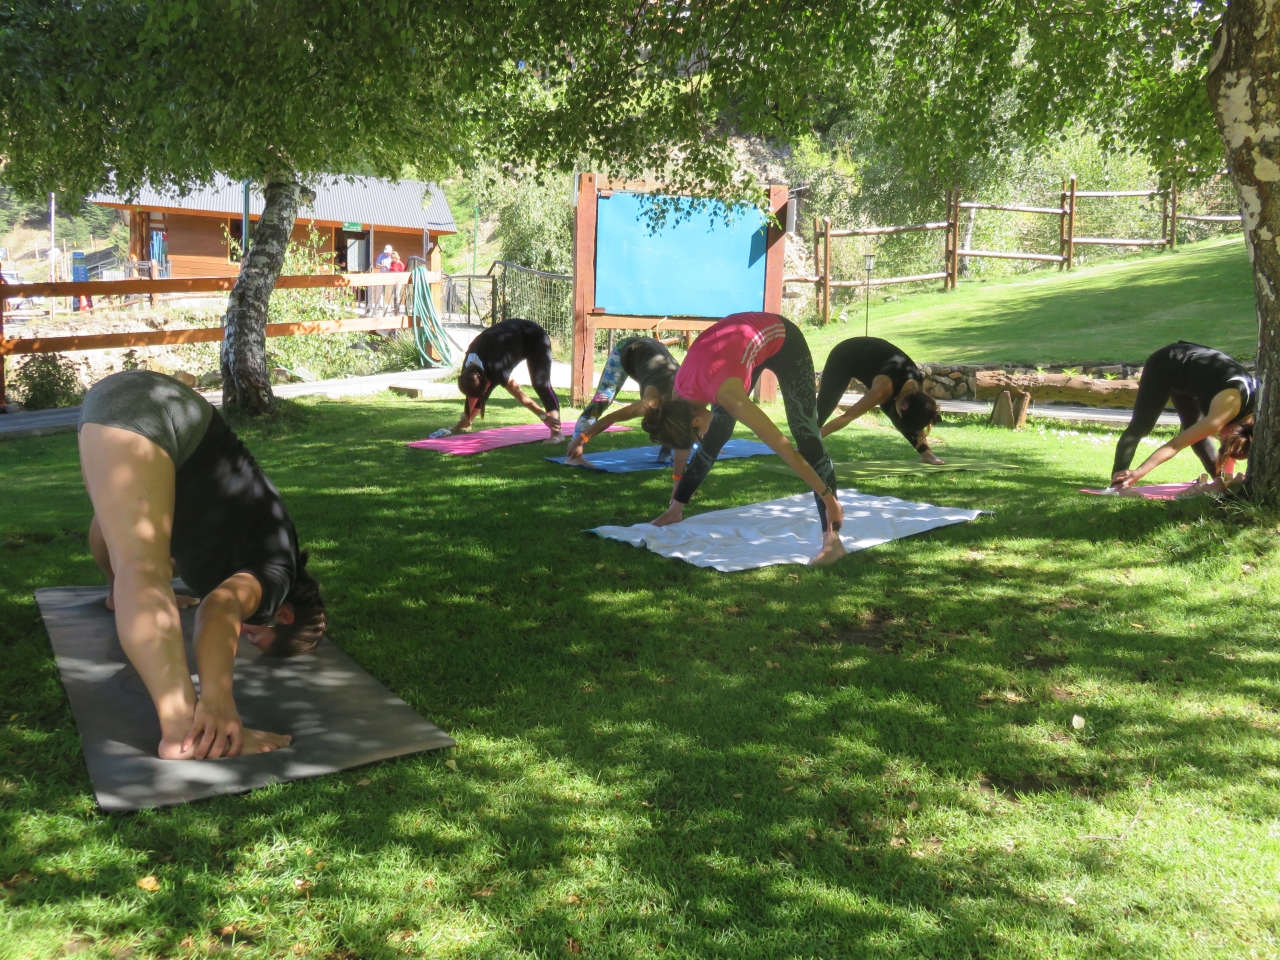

{"left": 13, "top": 354, "right": 85, "bottom": 410}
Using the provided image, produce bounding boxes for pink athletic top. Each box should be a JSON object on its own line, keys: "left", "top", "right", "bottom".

{"left": 674, "top": 313, "right": 788, "bottom": 404}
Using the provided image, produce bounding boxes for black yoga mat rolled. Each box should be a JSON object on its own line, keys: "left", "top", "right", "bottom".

{"left": 37, "top": 584, "right": 455, "bottom": 811}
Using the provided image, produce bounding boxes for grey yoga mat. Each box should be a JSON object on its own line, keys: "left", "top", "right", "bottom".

{"left": 37, "top": 584, "right": 455, "bottom": 812}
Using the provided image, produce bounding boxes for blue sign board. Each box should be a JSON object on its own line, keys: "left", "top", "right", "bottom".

{"left": 593, "top": 192, "right": 767, "bottom": 317}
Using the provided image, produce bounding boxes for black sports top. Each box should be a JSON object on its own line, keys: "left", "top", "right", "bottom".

{"left": 1158, "top": 341, "right": 1256, "bottom": 420}
{"left": 617, "top": 337, "right": 680, "bottom": 399}
{"left": 171, "top": 410, "right": 300, "bottom": 625}
{"left": 463, "top": 318, "right": 555, "bottom": 404}
{"left": 827, "top": 337, "right": 923, "bottom": 398}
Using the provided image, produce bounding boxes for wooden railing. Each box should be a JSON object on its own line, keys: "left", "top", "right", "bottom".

{"left": 785, "top": 177, "right": 1237, "bottom": 324}
{"left": 0, "top": 271, "right": 440, "bottom": 408}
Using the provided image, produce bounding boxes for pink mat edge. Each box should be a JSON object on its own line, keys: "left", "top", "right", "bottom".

{"left": 407, "top": 422, "right": 630, "bottom": 453}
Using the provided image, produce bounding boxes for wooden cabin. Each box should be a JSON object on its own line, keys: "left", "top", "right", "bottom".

{"left": 90, "top": 175, "right": 456, "bottom": 278}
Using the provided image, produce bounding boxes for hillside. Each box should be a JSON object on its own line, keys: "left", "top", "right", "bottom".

{"left": 800, "top": 236, "right": 1256, "bottom": 364}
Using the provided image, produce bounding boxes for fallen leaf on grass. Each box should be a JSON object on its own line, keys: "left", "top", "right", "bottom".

{"left": 356, "top": 778, "right": 371, "bottom": 786}
{"left": 782, "top": 786, "right": 795, "bottom": 793}
{"left": 1071, "top": 715, "right": 1086, "bottom": 730}
{"left": 445, "top": 759, "right": 458, "bottom": 771}
{"left": 135, "top": 876, "right": 160, "bottom": 892}
{"left": 1062, "top": 895, "right": 1077, "bottom": 906}
{"left": 1129, "top": 623, "right": 1144, "bottom": 629}
{"left": 567, "top": 938, "right": 582, "bottom": 954}
{"left": 293, "top": 878, "right": 313, "bottom": 893}
{"left": 473, "top": 886, "right": 495, "bottom": 898}
{"left": 806, "top": 828, "right": 818, "bottom": 841}
{"left": 732, "top": 793, "right": 743, "bottom": 799}
{"left": 566, "top": 893, "right": 581, "bottom": 903}
{"left": 889, "top": 836, "right": 906, "bottom": 847}
{"left": 906, "top": 800, "right": 920, "bottom": 811}
{"left": 219, "top": 926, "right": 237, "bottom": 936}
{"left": 179, "top": 936, "right": 196, "bottom": 948}
{"left": 1242, "top": 563, "right": 1253, "bottom": 574}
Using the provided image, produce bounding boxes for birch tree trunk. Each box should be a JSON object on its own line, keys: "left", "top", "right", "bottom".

{"left": 1207, "top": 0, "right": 1280, "bottom": 502}
{"left": 221, "top": 178, "right": 315, "bottom": 414}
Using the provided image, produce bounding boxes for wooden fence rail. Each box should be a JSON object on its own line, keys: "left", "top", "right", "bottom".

{"left": 785, "top": 176, "right": 1240, "bottom": 323}
{"left": 0, "top": 271, "right": 440, "bottom": 409}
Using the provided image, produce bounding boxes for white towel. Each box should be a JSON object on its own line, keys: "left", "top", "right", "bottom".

{"left": 591, "top": 489, "right": 982, "bottom": 572}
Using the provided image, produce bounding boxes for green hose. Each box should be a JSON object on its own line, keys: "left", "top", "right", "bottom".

{"left": 408, "top": 265, "right": 456, "bottom": 368}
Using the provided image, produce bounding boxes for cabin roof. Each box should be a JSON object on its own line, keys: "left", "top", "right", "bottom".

{"left": 91, "top": 174, "right": 457, "bottom": 234}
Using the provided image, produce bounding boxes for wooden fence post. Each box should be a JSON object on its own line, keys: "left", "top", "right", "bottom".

{"left": 813, "top": 216, "right": 823, "bottom": 321}
{"left": 1160, "top": 186, "right": 1169, "bottom": 244}
{"left": 950, "top": 194, "right": 961, "bottom": 286}
{"left": 944, "top": 190, "right": 955, "bottom": 289}
{"left": 1066, "top": 177, "right": 1077, "bottom": 269}
{"left": 755, "top": 183, "right": 788, "bottom": 402}
{"left": 1169, "top": 182, "right": 1178, "bottom": 251}
{"left": 1059, "top": 181, "right": 1068, "bottom": 270}
{"left": 571, "top": 173, "right": 598, "bottom": 407}
{"left": 822, "top": 217, "right": 832, "bottom": 325}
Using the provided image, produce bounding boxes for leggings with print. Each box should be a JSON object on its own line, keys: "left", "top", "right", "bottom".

{"left": 673, "top": 318, "right": 838, "bottom": 530}
{"left": 571, "top": 340, "right": 630, "bottom": 446}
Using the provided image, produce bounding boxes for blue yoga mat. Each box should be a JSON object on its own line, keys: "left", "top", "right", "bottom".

{"left": 548, "top": 439, "right": 776, "bottom": 473}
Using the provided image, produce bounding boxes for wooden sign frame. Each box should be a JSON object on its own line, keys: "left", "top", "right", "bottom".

{"left": 571, "top": 175, "right": 788, "bottom": 405}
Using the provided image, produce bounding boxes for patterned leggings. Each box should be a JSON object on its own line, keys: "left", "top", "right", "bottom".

{"left": 673, "top": 318, "right": 838, "bottom": 530}
{"left": 570, "top": 340, "right": 631, "bottom": 446}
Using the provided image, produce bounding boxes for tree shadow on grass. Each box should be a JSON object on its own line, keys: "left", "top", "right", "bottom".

{"left": 0, "top": 397, "right": 1276, "bottom": 958}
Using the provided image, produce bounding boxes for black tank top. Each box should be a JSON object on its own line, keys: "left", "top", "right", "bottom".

{"left": 617, "top": 337, "right": 680, "bottom": 399}
{"left": 171, "top": 411, "right": 300, "bottom": 625}
{"left": 827, "top": 337, "right": 923, "bottom": 396}
{"left": 1163, "top": 341, "right": 1256, "bottom": 420}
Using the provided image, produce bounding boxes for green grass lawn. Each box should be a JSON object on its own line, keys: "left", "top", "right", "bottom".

{"left": 804, "top": 236, "right": 1257, "bottom": 365}
{"left": 2, "top": 396, "right": 1278, "bottom": 960}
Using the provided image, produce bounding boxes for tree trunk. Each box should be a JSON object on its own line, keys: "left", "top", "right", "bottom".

{"left": 221, "top": 177, "right": 315, "bottom": 414}
{"left": 1207, "top": 0, "right": 1280, "bottom": 502}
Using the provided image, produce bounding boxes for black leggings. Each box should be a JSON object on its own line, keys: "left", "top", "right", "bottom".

{"left": 523, "top": 349, "right": 560, "bottom": 416}
{"left": 1113, "top": 354, "right": 1216, "bottom": 475}
{"left": 674, "top": 318, "right": 838, "bottom": 530}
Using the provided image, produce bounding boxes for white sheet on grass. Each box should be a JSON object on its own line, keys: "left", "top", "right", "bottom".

{"left": 591, "top": 489, "right": 982, "bottom": 572}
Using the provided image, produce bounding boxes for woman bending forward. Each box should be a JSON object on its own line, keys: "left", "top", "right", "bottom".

{"left": 1111, "top": 341, "right": 1255, "bottom": 489}
{"left": 79, "top": 371, "right": 326, "bottom": 760}
{"left": 437, "top": 318, "right": 564, "bottom": 442}
{"left": 641, "top": 312, "right": 845, "bottom": 565}
{"left": 816, "top": 337, "right": 943, "bottom": 462}
{"left": 565, "top": 336, "right": 680, "bottom": 463}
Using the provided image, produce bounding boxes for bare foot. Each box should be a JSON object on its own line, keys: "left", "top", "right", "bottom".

{"left": 241, "top": 728, "right": 292, "bottom": 754}
{"left": 156, "top": 728, "right": 290, "bottom": 759}
{"left": 809, "top": 533, "right": 847, "bottom": 566}
{"left": 921, "top": 451, "right": 947, "bottom": 465}
{"left": 543, "top": 433, "right": 567, "bottom": 445}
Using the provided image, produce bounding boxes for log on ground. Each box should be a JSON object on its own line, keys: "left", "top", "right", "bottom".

{"left": 974, "top": 371, "right": 1139, "bottom": 408}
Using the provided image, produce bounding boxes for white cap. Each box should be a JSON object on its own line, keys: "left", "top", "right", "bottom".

{"left": 383, "top": 244, "right": 394, "bottom": 252}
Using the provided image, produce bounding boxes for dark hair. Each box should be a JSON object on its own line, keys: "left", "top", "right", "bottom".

{"left": 1216, "top": 416, "right": 1254, "bottom": 476}
{"left": 458, "top": 365, "right": 490, "bottom": 416}
{"left": 642, "top": 399, "right": 702, "bottom": 450}
{"left": 265, "top": 551, "right": 327, "bottom": 657}
{"left": 898, "top": 392, "right": 942, "bottom": 443}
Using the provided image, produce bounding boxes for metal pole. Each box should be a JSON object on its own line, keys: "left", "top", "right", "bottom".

{"left": 241, "top": 180, "right": 251, "bottom": 258}
{"left": 865, "top": 263, "right": 871, "bottom": 336}
{"left": 49, "top": 192, "right": 56, "bottom": 320}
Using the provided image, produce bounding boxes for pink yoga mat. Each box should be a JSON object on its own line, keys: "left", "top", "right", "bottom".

{"left": 407, "top": 422, "right": 630, "bottom": 455}
{"left": 1081, "top": 482, "right": 1200, "bottom": 500}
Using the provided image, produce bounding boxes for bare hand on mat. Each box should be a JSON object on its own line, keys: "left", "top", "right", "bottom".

{"left": 168, "top": 697, "right": 291, "bottom": 760}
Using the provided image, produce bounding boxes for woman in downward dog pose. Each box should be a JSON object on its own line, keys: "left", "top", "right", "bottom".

{"left": 1110, "top": 341, "right": 1255, "bottom": 490}
{"left": 78, "top": 371, "right": 327, "bottom": 760}
{"left": 641, "top": 312, "right": 845, "bottom": 565}
{"left": 433, "top": 317, "right": 564, "bottom": 442}
{"left": 565, "top": 336, "right": 680, "bottom": 463}
{"left": 816, "top": 337, "right": 944, "bottom": 462}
